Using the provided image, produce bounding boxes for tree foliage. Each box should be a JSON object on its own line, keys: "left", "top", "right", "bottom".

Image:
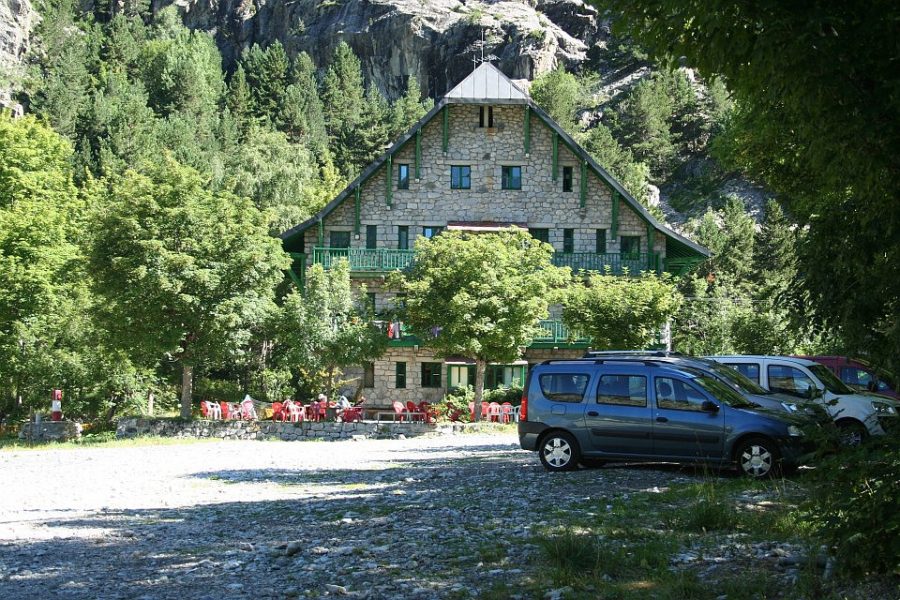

{"left": 562, "top": 273, "right": 681, "bottom": 349}
{"left": 395, "top": 229, "right": 567, "bottom": 417}
{"left": 598, "top": 0, "right": 900, "bottom": 373}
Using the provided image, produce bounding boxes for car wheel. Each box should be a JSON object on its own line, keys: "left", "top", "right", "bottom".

{"left": 838, "top": 420, "right": 868, "bottom": 446}
{"left": 736, "top": 437, "right": 781, "bottom": 479}
{"left": 539, "top": 431, "right": 580, "bottom": 472}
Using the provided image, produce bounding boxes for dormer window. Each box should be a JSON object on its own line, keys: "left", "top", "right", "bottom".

{"left": 479, "top": 106, "right": 494, "bottom": 128}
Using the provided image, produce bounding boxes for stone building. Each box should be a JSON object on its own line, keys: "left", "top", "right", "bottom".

{"left": 280, "top": 64, "right": 708, "bottom": 407}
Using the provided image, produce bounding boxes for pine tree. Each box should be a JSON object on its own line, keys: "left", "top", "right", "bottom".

{"left": 226, "top": 65, "right": 254, "bottom": 136}
{"left": 241, "top": 41, "right": 290, "bottom": 125}
{"left": 752, "top": 199, "right": 797, "bottom": 301}
{"left": 283, "top": 52, "right": 328, "bottom": 152}
{"left": 321, "top": 42, "right": 366, "bottom": 140}
{"left": 388, "top": 75, "right": 432, "bottom": 139}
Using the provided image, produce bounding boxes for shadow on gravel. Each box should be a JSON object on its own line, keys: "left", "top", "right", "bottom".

{"left": 0, "top": 441, "right": 715, "bottom": 600}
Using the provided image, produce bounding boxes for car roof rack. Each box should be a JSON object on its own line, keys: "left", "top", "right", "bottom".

{"left": 582, "top": 350, "right": 686, "bottom": 358}
{"left": 539, "top": 358, "right": 664, "bottom": 367}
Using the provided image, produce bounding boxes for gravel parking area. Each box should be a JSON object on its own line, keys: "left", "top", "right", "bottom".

{"left": 0, "top": 433, "right": 703, "bottom": 599}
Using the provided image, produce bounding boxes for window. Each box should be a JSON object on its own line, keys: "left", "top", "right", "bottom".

{"left": 501, "top": 166, "right": 522, "bottom": 190}
{"left": 398, "top": 225, "right": 409, "bottom": 250}
{"left": 366, "top": 225, "right": 377, "bottom": 249}
{"left": 363, "top": 362, "right": 375, "bottom": 388}
{"left": 767, "top": 365, "right": 815, "bottom": 398}
{"left": 529, "top": 228, "right": 549, "bottom": 244}
{"left": 451, "top": 165, "right": 471, "bottom": 189}
{"left": 620, "top": 235, "right": 641, "bottom": 257}
{"left": 726, "top": 363, "right": 760, "bottom": 384}
{"left": 479, "top": 105, "right": 494, "bottom": 128}
{"left": 595, "top": 229, "right": 607, "bottom": 254}
{"left": 562, "top": 166, "right": 573, "bottom": 192}
{"left": 330, "top": 231, "right": 351, "bottom": 248}
{"left": 486, "top": 365, "right": 524, "bottom": 389}
{"left": 395, "top": 362, "right": 407, "bottom": 389}
{"left": 597, "top": 375, "right": 647, "bottom": 406}
{"left": 563, "top": 229, "right": 574, "bottom": 253}
{"left": 449, "top": 365, "right": 475, "bottom": 389}
{"left": 398, "top": 164, "right": 410, "bottom": 189}
{"left": 421, "top": 362, "right": 442, "bottom": 388}
{"left": 422, "top": 226, "right": 443, "bottom": 239}
{"left": 655, "top": 377, "right": 707, "bottom": 412}
{"left": 539, "top": 373, "right": 590, "bottom": 403}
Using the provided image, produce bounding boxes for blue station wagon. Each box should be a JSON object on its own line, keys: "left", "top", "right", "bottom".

{"left": 518, "top": 359, "right": 809, "bottom": 477}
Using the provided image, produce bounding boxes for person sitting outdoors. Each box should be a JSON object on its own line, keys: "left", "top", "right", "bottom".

{"left": 336, "top": 392, "right": 352, "bottom": 421}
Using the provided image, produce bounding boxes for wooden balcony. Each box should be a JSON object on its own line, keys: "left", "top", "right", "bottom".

{"left": 551, "top": 252, "right": 660, "bottom": 275}
{"left": 531, "top": 320, "right": 590, "bottom": 348}
{"left": 312, "top": 247, "right": 415, "bottom": 273}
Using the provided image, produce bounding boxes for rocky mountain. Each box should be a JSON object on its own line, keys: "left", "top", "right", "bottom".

{"left": 0, "top": 0, "right": 34, "bottom": 108}
{"left": 149, "top": 0, "right": 603, "bottom": 99}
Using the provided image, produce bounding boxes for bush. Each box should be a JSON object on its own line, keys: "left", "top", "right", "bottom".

{"left": 802, "top": 436, "right": 900, "bottom": 576}
{"left": 434, "top": 386, "right": 473, "bottom": 422}
{"left": 483, "top": 384, "right": 523, "bottom": 406}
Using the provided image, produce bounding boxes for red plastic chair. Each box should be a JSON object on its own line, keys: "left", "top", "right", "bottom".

{"left": 200, "top": 401, "right": 209, "bottom": 418}
{"left": 418, "top": 401, "right": 435, "bottom": 423}
{"left": 341, "top": 407, "right": 363, "bottom": 422}
{"left": 480, "top": 402, "right": 490, "bottom": 421}
{"left": 392, "top": 401, "right": 407, "bottom": 421}
{"left": 219, "top": 401, "right": 232, "bottom": 420}
{"left": 271, "top": 402, "right": 286, "bottom": 422}
{"left": 501, "top": 402, "right": 513, "bottom": 424}
{"left": 468, "top": 402, "right": 475, "bottom": 421}
{"left": 406, "top": 401, "right": 423, "bottom": 422}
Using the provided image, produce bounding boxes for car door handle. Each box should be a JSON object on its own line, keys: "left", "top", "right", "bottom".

{"left": 587, "top": 411, "right": 599, "bottom": 417}
{"left": 656, "top": 417, "right": 668, "bottom": 423}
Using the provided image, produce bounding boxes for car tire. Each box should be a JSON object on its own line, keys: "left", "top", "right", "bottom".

{"left": 837, "top": 420, "right": 868, "bottom": 446}
{"left": 539, "top": 431, "right": 580, "bottom": 472}
{"left": 735, "top": 437, "right": 781, "bottom": 479}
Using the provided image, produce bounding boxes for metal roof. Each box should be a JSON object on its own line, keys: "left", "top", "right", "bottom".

{"left": 445, "top": 63, "right": 529, "bottom": 104}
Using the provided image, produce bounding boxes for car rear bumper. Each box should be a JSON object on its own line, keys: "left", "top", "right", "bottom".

{"left": 518, "top": 421, "right": 547, "bottom": 451}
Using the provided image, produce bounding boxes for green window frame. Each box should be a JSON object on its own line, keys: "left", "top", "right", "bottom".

{"left": 398, "top": 164, "right": 410, "bottom": 189}
{"left": 450, "top": 166, "right": 471, "bottom": 189}
{"left": 329, "top": 231, "right": 351, "bottom": 248}
{"left": 563, "top": 228, "right": 574, "bottom": 253}
{"left": 395, "top": 362, "right": 407, "bottom": 389}
{"left": 562, "top": 166, "right": 573, "bottom": 192}
{"left": 398, "top": 225, "right": 409, "bottom": 250}
{"left": 596, "top": 229, "right": 606, "bottom": 254}
{"left": 366, "top": 225, "right": 377, "bottom": 249}
{"left": 529, "top": 228, "right": 549, "bottom": 244}
{"left": 620, "top": 235, "right": 641, "bottom": 258}
{"left": 501, "top": 166, "right": 522, "bottom": 190}
{"left": 422, "top": 226, "right": 443, "bottom": 239}
{"left": 421, "top": 362, "right": 442, "bottom": 388}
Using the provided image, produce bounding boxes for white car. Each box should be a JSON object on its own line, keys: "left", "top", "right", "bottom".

{"left": 707, "top": 355, "right": 899, "bottom": 444}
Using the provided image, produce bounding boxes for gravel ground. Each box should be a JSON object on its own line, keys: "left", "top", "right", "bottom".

{"left": 0, "top": 433, "right": 707, "bottom": 599}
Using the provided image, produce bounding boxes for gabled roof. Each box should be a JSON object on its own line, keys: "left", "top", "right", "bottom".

{"left": 445, "top": 63, "right": 530, "bottom": 104}
{"left": 280, "top": 66, "right": 709, "bottom": 262}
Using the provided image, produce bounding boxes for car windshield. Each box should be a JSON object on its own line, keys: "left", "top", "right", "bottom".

{"left": 704, "top": 361, "right": 770, "bottom": 395}
{"left": 809, "top": 364, "right": 855, "bottom": 395}
{"left": 693, "top": 375, "right": 755, "bottom": 408}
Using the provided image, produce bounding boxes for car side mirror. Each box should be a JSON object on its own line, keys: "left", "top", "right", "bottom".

{"left": 701, "top": 400, "right": 720, "bottom": 413}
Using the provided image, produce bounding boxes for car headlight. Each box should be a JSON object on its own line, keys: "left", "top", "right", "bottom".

{"left": 781, "top": 402, "right": 799, "bottom": 413}
{"left": 787, "top": 425, "right": 804, "bottom": 437}
{"left": 872, "top": 401, "right": 897, "bottom": 416}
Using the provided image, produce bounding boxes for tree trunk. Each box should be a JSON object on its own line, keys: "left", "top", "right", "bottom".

{"left": 104, "top": 394, "right": 122, "bottom": 423}
{"left": 473, "top": 359, "right": 486, "bottom": 421}
{"left": 147, "top": 392, "right": 155, "bottom": 416}
{"left": 180, "top": 364, "right": 193, "bottom": 418}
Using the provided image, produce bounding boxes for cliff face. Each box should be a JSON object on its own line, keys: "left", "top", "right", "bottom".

{"left": 0, "top": 0, "right": 34, "bottom": 103}
{"left": 150, "top": 0, "right": 601, "bottom": 99}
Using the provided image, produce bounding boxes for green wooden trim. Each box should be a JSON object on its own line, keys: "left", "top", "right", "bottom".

{"left": 442, "top": 105, "right": 449, "bottom": 152}
{"left": 415, "top": 129, "right": 422, "bottom": 179}
{"left": 524, "top": 106, "right": 531, "bottom": 155}
{"left": 611, "top": 192, "right": 619, "bottom": 239}
{"left": 317, "top": 220, "right": 324, "bottom": 247}
{"left": 354, "top": 187, "right": 361, "bottom": 235}
{"left": 552, "top": 134, "right": 559, "bottom": 180}
{"left": 580, "top": 160, "right": 588, "bottom": 208}
{"left": 385, "top": 154, "right": 392, "bottom": 207}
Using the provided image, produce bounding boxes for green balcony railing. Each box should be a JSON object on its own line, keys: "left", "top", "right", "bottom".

{"left": 533, "top": 320, "right": 590, "bottom": 345}
{"left": 312, "top": 247, "right": 416, "bottom": 272}
{"left": 551, "top": 252, "right": 659, "bottom": 275}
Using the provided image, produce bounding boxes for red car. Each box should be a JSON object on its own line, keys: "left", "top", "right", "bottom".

{"left": 798, "top": 356, "right": 898, "bottom": 400}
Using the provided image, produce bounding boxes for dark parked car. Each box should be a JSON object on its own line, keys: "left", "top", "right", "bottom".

{"left": 518, "top": 358, "right": 810, "bottom": 478}
{"left": 797, "top": 356, "right": 898, "bottom": 400}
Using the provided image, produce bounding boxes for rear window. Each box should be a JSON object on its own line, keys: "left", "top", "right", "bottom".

{"left": 725, "top": 362, "right": 760, "bottom": 384}
{"left": 539, "top": 373, "right": 590, "bottom": 403}
{"left": 597, "top": 375, "right": 647, "bottom": 407}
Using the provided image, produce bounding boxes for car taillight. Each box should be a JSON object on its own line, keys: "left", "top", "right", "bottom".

{"left": 520, "top": 393, "right": 528, "bottom": 421}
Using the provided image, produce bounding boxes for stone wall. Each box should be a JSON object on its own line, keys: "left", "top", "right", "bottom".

{"left": 305, "top": 104, "right": 661, "bottom": 258}
{"left": 19, "top": 421, "right": 82, "bottom": 442}
{"left": 116, "top": 417, "right": 440, "bottom": 442}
